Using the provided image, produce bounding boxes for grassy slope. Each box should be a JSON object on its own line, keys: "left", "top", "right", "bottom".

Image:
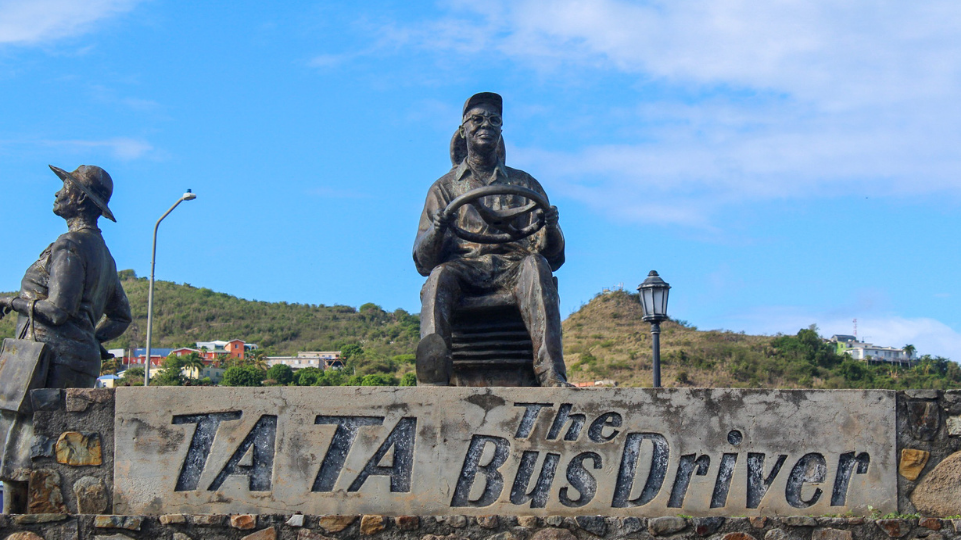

{"left": 4, "top": 279, "right": 959, "bottom": 389}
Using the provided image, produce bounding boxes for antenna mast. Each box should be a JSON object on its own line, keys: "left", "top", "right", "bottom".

{"left": 853, "top": 318, "right": 857, "bottom": 339}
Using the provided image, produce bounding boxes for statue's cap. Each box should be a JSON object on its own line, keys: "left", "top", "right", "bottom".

{"left": 463, "top": 92, "right": 502, "bottom": 117}
{"left": 49, "top": 165, "right": 116, "bottom": 222}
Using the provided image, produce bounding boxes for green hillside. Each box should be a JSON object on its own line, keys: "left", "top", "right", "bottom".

{"left": 563, "top": 289, "right": 961, "bottom": 390}
{"left": 3, "top": 276, "right": 959, "bottom": 389}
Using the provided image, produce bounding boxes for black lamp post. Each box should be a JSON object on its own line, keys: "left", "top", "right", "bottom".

{"left": 638, "top": 270, "right": 670, "bottom": 388}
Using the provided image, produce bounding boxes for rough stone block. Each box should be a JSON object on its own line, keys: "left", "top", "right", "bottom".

{"left": 319, "top": 515, "right": 357, "bottom": 532}
{"left": 899, "top": 448, "right": 930, "bottom": 480}
{"left": 30, "top": 388, "right": 63, "bottom": 411}
{"left": 299, "top": 530, "right": 335, "bottom": 540}
{"left": 93, "top": 515, "right": 142, "bottom": 531}
{"left": 360, "top": 515, "right": 387, "bottom": 535}
{"left": 55, "top": 431, "right": 102, "bottom": 466}
{"left": 749, "top": 517, "right": 768, "bottom": 529}
{"left": 812, "top": 528, "right": 853, "bottom": 540}
{"left": 912, "top": 450, "right": 961, "bottom": 516}
{"left": 649, "top": 516, "right": 687, "bottom": 535}
{"left": 27, "top": 468, "right": 67, "bottom": 514}
{"left": 12, "top": 513, "right": 69, "bottom": 525}
{"left": 947, "top": 416, "right": 961, "bottom": 436}
{"left": 693, "top": 517, "right": 725, "bottom": 536}
{"left": 74, "top": 476, "right": 109, "bottom": 514}
{"left": 241, "top": 528, "right": 276, "bottom": 540}
{"left": 231, "top": 514, "right": 258, "bottom": 529}
{"left": 542, "top": 516, "right": 563, "bottom": 527}
{"left": 396, "top": 516, "right": 421, "bottom": 530}
{"left": 764, "top": 529, "right": 789, "bottom": 540}
{"left": 5, "top": 533, "right": 45, "bottom": 540}
{"left": 64, "top": 388, "right": 112, "bottom": 412}
{"left": 517, "top": 516, "right": 539, "bottom": 528}
{"left": 876, "top": 519, "right": 911, "bottom": 538}
{"left": 908, "top": 400, "right": 940, "bottom": 441}
{"left": 478, "top": 515, "right": 499, "bottom": 529}
{"left": 722, "top": 534, "right": 757, "bottom": 540}
{"left": 286, "top": 514, "right": 305, "bottom": 527}
{"left": 905, "top": 390, "right": 940, "bottom": 400}
{"left": 530, "top": 528, "right": 576, "bottom": 540}
{"left": 160, "top": 514, "right": 187, "bottom": 525}
{"left": 575, "top": 516, "right": 606, "bottom": 536}
{"left": 95, "top": 535, "right": 136, "bottom": 540}
{"left": 920, "top": 518, "right": 942, "bottom": 530}
{"left": 617, "top": 517, "right": 644, "bottom": 535}
{"left": 783, "top": 517, "right": 817, "bottom": 527}
{"left": 111, "top": 387, "right": 898, "bottom": 517}
{"left": 191, "top": 514, "right": 227, "bottom": 526}
{"left": 446, "top": 516, "right": 468, "bottom": 528}
{"left": 172, "top": 534, "right": 193, "bottom": 540}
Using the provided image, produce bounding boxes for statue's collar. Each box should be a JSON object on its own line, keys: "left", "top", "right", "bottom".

{"left": 455, "top": 159, "right": 509, "bottom": 184}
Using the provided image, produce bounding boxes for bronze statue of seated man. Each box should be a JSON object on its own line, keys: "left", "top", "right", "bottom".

{"left": 413, "top": 92, "right": 570, "bottom": 387}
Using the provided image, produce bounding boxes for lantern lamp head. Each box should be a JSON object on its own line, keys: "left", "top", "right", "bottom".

{"left": 638, "top": 270, "right": 670, "bottom": 323}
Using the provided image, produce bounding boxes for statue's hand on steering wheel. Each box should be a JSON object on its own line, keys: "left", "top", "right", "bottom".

{"left": 442, "top": 185, "right": 552, "bottom": 244}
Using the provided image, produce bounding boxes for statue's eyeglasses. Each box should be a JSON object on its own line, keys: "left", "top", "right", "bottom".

{"left": 463, "top": 113, "right": 503, "bottom": 127}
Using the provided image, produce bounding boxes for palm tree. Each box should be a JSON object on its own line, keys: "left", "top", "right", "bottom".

{"left": 181, "top": 353, "right": 205, "bottom": 379}
{"left": 903, "top": 344, "right": 916, "bottom": 360}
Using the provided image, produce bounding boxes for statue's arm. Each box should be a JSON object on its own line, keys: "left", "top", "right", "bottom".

{"left": 413, "top": 185, "right": 451, "bottom": 276}
{"left": 95, "top": 275, "right": 132, "bottom": 343}
{"left": 8, "top": 239, "right": 85, "bottom": 326}
{"left": 528, "top": 175, "right": 565, "bottom": 270}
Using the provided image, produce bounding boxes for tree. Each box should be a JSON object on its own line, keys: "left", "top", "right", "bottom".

{"left": 360, "top": 373, "right": 398, "bottom": 386}
{"left": 904, "top": 344, "right": 916, "bottom": 359}
{"left": 295, "top": 367, "right": 322, "bottom": 386}
{"left": 221, "top": 366, "right": 265, "bottom": 387}
{"left": 267, "top": 364, "right": 294, "bottom": 385}
{"left": 400, "top": 372, "right": 417, "bottom": 386}
{"left": 118, "top": 367, "right": 144, "bottom": 386}
{"left": 152, "top": 354, "right": 186, "bottom": 386}
{"left": 341, "top": 343, "right": 363, "bottom": 360}
{"left": 181, "top": 352, "right": 205, "bottom": 380}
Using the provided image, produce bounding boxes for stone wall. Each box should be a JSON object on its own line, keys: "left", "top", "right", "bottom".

{"left": 7, "top": 387, "right": 961, "bottom": 540}
{"left": 0, "top": 512, "right": 957, "bottom": 540}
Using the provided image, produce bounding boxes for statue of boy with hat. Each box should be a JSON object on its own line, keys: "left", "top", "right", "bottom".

{"left": 0, "top": 165, "right": 131, "bottom": 512}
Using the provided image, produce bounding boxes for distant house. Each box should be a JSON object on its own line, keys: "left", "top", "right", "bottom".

{"left": 828, "top": 335, "right": 914, "bottom": 366}
{"left": 196, "top": 340, "right": 258, "bottom": 362}
{"left": 126, "top": 348, "right": 173, "bottom": 368}
{"left": 96, "top": 374, "right": 121, "bottom": 388}
{"left": 266, "top": 351, "right": 343, "bottom": 371}
{"left": 181, "top": 365, "right": 227, "bottom": 384}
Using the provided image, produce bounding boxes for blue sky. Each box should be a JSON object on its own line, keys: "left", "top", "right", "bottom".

{"left": 3, "top": 1, "right": 961, "bottom": 358}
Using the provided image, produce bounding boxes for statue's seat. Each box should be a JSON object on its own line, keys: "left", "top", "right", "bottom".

{"left": 448, "top": 286, "right": 548, "bottom": 387}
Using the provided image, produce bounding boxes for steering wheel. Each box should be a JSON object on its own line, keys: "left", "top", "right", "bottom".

{"left": 442, "top": 185, "right": 551, "bottom": 244}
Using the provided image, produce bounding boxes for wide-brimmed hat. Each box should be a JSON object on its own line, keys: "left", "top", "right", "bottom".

{"left": 462, "top": 92, "right": 503, "bottom": 117}
{"left": 49, "top": 165, "right": 116, "bottom": 222}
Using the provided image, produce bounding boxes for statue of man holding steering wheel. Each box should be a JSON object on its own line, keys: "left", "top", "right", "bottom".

{"left": 413, "top": 92, "right": 570, "bottom": 387}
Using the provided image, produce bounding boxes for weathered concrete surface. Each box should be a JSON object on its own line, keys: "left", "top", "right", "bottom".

{"left": 112, "top": 387, "right": 896, "bottom": 516}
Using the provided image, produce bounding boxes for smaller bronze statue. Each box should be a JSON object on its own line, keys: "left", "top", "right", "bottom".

{"left": 0, "top": 165, "right": 131, "bottom": 512}
{"left": 414, "top": 92, "right": 570, "bottom": 387}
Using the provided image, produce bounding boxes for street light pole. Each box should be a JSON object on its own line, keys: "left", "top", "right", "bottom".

{"left": 638, "top": 270, "right": 671, "bottom": 388}
{"left": 144, "top": 190, "right": 196, "bottom": 386}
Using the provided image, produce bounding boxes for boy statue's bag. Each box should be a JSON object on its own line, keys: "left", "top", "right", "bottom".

{"left": 0, "top": 301, "right": 50, "bottom": 414}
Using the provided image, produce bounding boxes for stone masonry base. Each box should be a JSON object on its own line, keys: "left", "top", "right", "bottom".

{"left": 0, "top": 514, "right": 953, "bottom": 540}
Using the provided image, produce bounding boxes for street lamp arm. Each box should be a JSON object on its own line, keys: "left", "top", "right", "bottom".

{"left": 145, "top": 192, "right": 196, "bottom": 386}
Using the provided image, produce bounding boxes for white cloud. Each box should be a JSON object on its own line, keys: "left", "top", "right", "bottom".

{"left": 0, "top": 0, "right": 140, "bottom": 45}
{"left": 46, "top": 137, "right": 154, "bottom": 160}
{"left": 388, "top": 1, "right": 961, "bottom": 226}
